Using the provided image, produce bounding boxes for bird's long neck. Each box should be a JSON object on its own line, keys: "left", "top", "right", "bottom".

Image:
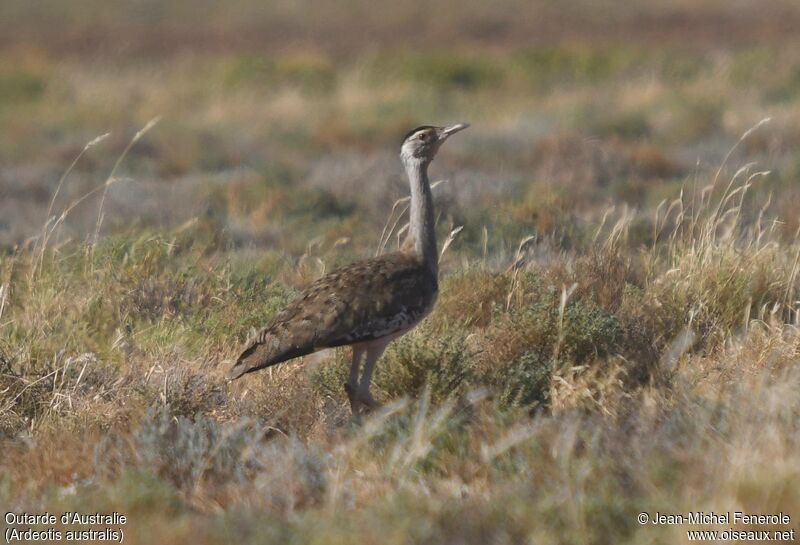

{"left": 404, "top": 158, "right": 438, "bottom": 276}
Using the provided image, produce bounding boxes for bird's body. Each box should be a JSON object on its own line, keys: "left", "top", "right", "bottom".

{"left": 228, "top": 122, "right": 469, "bottom": 414}
{"left": 228, "top": 251, "right": 438, "bottom": 379}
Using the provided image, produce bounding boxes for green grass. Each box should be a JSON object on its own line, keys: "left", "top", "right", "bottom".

{"left": 2, "top": 1, "right": 800, "bottom": 543}
{"left": 2, "top": 144, "right": 799, "bottom": 542}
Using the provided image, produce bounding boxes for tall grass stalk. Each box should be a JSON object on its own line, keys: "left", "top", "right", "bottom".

{"left": 30, "top": 132, "right": 110, "bottom": 280}
{"left": 90, "top": 117, "right": 161, "bottom": 269}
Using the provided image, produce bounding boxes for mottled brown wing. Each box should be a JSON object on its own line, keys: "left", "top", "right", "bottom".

{"left": 228, "top": 252, "right": 437, "bottom": 379}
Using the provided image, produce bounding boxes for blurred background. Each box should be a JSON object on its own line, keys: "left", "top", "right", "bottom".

{"left": 3, "top": 3, "right": 800, "bottom": 541}
{"left": 3, "top": 0, "right": 800, "bottom": 259}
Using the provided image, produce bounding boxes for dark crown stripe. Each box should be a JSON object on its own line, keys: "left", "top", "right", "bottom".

{"left": 402, "top": 125, "right": 439, "bottom": 143}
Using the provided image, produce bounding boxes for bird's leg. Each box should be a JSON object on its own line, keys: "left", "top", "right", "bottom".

{"left": 345, "top": 345, "right": 364, "bottom": 414}
{"left": 357, "top": 343, "right": 387, "bottom": 411}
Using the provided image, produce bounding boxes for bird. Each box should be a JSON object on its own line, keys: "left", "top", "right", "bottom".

{"left": 227, "top": 122, "right": 469, "bottom": 415}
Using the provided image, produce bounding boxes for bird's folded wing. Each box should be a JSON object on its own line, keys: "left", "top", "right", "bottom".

{"left": 228, "top": 252, "right": 436, "bottom": 379}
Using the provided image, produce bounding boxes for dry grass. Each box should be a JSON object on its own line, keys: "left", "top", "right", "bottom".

{"left": 2, "top": 1, "right": 800, "bottom": 543}
{"left": 1, "top": 118, "right": 799, "bottom": 543}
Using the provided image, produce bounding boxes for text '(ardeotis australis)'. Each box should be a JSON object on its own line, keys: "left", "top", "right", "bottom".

{"left": 227, "top": 123, "right": 469, "bottom": 415}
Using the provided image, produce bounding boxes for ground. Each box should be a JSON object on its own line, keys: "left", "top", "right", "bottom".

{"left": 0, "top": 1, "right": 799, "bottom": 543}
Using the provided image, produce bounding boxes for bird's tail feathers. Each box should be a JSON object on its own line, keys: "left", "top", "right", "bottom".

{"left": 227, "top": 330, "right": 310, "bottom": 381}
{"left": 227, "top": 339, "right": 270, "bottom": 380}
{"left": 227, "top": 355, "right": 256, "bottom": 380}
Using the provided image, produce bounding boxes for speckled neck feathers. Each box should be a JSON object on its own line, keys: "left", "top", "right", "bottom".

{"left": 401, "top": 156, "right": 438, "bottom": 277}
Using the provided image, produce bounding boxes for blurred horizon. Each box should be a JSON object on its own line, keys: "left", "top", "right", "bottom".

{"left": 2, "top": 0, "right": 800, "bottom": 257}
{"left": 4, "top": 0, "right": 800, "bottom": 59}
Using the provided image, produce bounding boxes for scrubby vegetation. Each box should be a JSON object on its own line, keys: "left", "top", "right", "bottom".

{"left": 2, "top": 1, "right": 800, "bottom": 543}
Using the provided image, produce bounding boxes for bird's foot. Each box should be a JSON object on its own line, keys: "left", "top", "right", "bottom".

{"left": 344, "top": 382, "right": 360, "bottom": 415}
{"left": 356, "top": 391, "right": 381, "bottom": 412}
{"left": 343, "top": 382, "right": 381, "bottom": 417}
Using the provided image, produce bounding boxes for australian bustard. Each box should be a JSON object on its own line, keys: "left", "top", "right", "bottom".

{"left": 228, "top": 123, "right": 470, "bottom": 414}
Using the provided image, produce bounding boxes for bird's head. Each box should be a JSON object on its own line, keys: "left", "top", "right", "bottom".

{"left": 400, "top": 123, "right": 469, "bottom": 165}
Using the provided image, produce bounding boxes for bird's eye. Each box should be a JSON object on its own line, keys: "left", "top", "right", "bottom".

{"left": 418, "top": 133, "right": 427, "bottom": 141}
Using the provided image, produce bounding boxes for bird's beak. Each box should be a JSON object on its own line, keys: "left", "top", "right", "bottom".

{"left": 439, "top": 122, "right": 470, "bottom": 141}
